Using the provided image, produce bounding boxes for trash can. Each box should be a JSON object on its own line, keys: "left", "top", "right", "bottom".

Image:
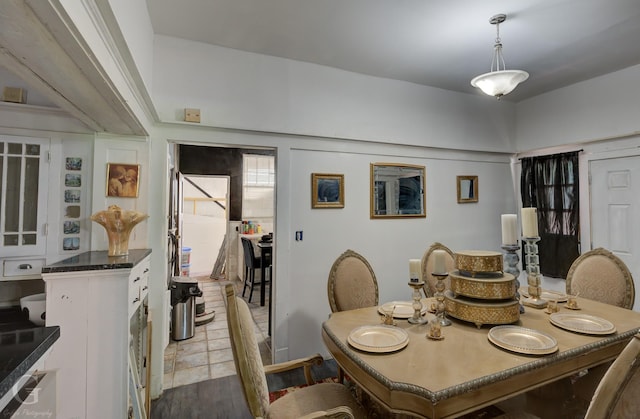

{"left": 170, "top": 277, "right": 203, "bottom": 341}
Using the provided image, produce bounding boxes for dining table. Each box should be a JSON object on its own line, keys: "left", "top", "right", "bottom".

{"left": 322, "top": 295, "right": 640, "bottom": 418}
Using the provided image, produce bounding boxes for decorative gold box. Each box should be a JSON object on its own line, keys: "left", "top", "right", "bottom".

{"left": 449, "top": 270, "right": 516, "bottom": 300}
{"left": 455, "top": 250, "right": 503, "bottom": 274}
{"left": 444, "top": 291, "right": 520, "bottom": 328}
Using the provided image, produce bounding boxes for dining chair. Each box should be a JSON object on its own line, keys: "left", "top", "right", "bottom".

{"left": 224, "top": 284, "right": 366, "bottom": 419}
{"left": 327, "top": 249, "right": 379, "bottom": 313}
{"left": 584, "top": 333, "right": 640, "bottom": 419}
{"left": 420, "top": 242, "right": 455, "bottom": 297}
{"left": 241, "top": 237, "right": 267, "bottom": 303}
{"left": 566, "top": 247, "right": 635, "bottom": 310}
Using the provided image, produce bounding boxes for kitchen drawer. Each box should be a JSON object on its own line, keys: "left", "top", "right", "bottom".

{"left": 2, "top": 259, "right": 45, "bottom": 279}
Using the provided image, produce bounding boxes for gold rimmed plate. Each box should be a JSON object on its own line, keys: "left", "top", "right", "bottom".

{"left": 520, "top": 289, "right": 568, "bottom": 303}
{"left": 549, "top": 313, "right": 616, "bottom": 335}
{"left": 347, "top": 325, "right": 409, "bottom": 353}
{"left": 378, "top": 301, "right": 427, "bottom": 319}
{"left": 488, "top": 325, "right": 558, "bottom": 355}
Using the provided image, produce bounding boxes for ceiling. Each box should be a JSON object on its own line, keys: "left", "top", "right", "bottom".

{"left": 146, "top": 0, "right": 640, "bottom": 102}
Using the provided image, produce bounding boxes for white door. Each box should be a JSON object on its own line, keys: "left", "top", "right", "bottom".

{"left": 590, "top": 155, "right": 640, "bottom": 310}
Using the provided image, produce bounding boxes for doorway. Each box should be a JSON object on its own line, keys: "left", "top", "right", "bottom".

{"left": 590, "top": 155, "right": 640, "bottom": 310}
{"left": 180, "top": 175, "right": 229, "bottom": 278}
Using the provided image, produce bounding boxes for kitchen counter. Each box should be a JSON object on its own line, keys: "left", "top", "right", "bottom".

{"left": 0, "top": 326, "right": 60, "bottom": 403}
{"left": 41, "top": 248, "right": 152, "bottom": 273}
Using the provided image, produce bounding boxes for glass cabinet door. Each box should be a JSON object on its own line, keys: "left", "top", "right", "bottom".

{"left": 0, "top": 135, "right": 49, "bottom": 257}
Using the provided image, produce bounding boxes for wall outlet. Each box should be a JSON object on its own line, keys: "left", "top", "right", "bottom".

{"left": 184, "top": 108, "right": 201, "bottom": 123}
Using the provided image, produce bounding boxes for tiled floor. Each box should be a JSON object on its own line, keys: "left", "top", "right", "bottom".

{"left": 163, "top": 277, "right": 270, "bottom": 390}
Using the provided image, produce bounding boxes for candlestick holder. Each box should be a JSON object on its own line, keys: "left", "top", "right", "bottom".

{"left": 502, "top": 244, "right": 524, "bottom": 313}
{"left": 407, "top": 281, "right": 428, "bottom": 324}
{"left": 432, "top": 273, "right": 452, "bottom": 326}
{"left": 522, "top": 237, "right": 547, "bottom": 309}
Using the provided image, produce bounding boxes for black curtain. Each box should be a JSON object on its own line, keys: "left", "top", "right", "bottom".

{"left": 521, "top": 152, "right": 580, "bottom": 278}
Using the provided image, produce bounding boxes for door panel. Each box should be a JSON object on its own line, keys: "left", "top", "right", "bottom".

{"left": 590, "top": 156, "right": 640, "bottom": 310}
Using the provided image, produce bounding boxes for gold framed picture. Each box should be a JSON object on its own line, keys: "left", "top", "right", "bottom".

{"left": 457, "top": 175, "right": 478, "bottom": 203}
{"left": 106, "top": 163, "right": 140, "bottom": 198}
{"left": 311, "top": 173, "right": 344, "bottom": 208}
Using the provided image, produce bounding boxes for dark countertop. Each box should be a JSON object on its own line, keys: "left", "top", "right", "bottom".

{"left": 0, "top": 326, "right": 60, "bottom": 401}
{"left": 41, "top": 248, "right": 152, "bottom": 273}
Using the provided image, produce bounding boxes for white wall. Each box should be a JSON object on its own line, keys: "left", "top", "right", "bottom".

{"left": 516, "top": 64, "right": 640, "bottom": 152}
{"left": 152, "top": 36, "right": 517, "bottom": 153}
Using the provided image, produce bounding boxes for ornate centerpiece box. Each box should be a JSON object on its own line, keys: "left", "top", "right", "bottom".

{"left": 445, "top": 250, "right": 520, "bottom": 328}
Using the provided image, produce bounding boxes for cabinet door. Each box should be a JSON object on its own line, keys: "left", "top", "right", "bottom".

{"left": 0, "top": 135, "right": 49, "bottom": 257}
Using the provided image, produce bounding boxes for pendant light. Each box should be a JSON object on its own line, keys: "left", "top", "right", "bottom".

{"left": 471, "top": 14, "right": 529, "bottom": 99}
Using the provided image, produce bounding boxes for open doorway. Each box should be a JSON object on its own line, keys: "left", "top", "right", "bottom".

{"left": 180, "top": 175, "right": 229, "bottom": 279}
{"left": 164, "top": 143, "right": 276, "bottom": 390}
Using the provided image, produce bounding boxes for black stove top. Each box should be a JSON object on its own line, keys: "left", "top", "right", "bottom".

{"left": 0, "top": 306, "right": 36, "bottom": 332}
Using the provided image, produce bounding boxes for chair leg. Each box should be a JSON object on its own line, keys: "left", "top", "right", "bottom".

{"left": 248, "top": 269, "right": 255, "bottom": 303}
{"left": 242, "top": 266, "right": 249, "bottom": 297}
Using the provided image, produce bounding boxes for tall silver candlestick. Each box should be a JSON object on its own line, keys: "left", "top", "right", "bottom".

{"left": 502, "top": 244, "right": 524, "bottom": 313}
{"left": 407, "top": 280, "right": 428, "bottom": 324}
{"left": 432, "top": 272, "right": 451, "bottom": 326}
{"left": 521, "top": 237, "right": 547, "bottom": 308}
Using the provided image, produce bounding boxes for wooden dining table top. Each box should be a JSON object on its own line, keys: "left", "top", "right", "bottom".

{"left": 322, "top": 296, "right": 640, "bottom": 418}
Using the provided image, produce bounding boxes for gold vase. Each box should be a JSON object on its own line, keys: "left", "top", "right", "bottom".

{"left": 90, "top": 205, "right": 149, "bottom": 256}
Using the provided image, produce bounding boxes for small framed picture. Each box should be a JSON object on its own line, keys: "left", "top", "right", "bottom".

{"left": 65, "top": 157, "right": 82, "bottom": 171}
{"left": 63, "top": 221, "right": 81, "bottom": 234}
{"left": 63, "top": 237, "right": 80, "bottom": 251}
{"left": 311, "top": 173, "right": 344, "bottom": 209}
{"left": 106, "top": 163, "right": 140, "bottom": 198}
{"left": 64, "top": 189, "right": 81, "bottom": 203}
{"left": 65, "top": 173, "right": 81, "bottom": 187}
{"left": 457, "top": 175, "right": 479, "bottom": 203}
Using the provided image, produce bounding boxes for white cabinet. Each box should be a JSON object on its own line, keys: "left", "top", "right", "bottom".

{"left": 42, "top": 250, "right": 151, "bottom": 419}
{"left": 0, "top": 136, "right": 50, "bottom": 282}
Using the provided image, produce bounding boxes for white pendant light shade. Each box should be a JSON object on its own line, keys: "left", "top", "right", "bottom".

{"left": 471, "top": 14, "right": 528, "bottom": 99}
{"left": 471, "top": 69, "right": 529, "bottom": 97}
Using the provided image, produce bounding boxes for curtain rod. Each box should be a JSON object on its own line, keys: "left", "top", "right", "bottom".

{"left": 518, "top": 149, "right": 583, "bottom": 160}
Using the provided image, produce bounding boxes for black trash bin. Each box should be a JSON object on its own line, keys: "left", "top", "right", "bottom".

{"left": 170, "top": 277, "right": 203, "bottom": 341}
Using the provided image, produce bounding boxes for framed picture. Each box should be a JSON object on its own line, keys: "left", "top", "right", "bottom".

{"left": 457, "top": 175, "right": 478, "bottom": 203}
{"left": 311, "top": 173, "right": 344, "bottom": 208}
{"left": 106, "top": 163, "right": 140, "bottom": 198}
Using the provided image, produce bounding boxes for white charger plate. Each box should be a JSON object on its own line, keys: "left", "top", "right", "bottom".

{"left": 549, "top": 313, "right": 616, "bottom": 335}
{"left": 378, "top": 301, "right": 428, "bottom": 319}
{"left": 347, "top": 325, "right": 409, "bottom": 353}
{"left": 488, "top": 325, "right": 558, "bottom": 355}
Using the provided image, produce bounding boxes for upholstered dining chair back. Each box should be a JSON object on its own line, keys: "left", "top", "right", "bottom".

{"left": 225, "top": 283, "right": 271, "bottom": 417}
{"left": 327, "top": 249, "right": 379, "bottom": 313}
{"left": 225, "top": 283, "right": 366, "bottom": 418}
{"left": 421, "top": 242, "right": 455, "bottom": 298}
{"left": 584, "top": 334, "right": 640, "bottom": 419}
{"left": 566, "top": 247, "right": 635, "bottom": 309}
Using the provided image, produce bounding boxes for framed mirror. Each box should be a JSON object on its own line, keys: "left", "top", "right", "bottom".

{"left": 370, "top": 163, "right": 426, "bottom": 218}
{"left": 457, "top": 175, "right": 478, "bottom": 203}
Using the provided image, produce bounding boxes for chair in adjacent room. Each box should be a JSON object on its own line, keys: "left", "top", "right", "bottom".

{"left": 566, "top": 247, "right": 635, "bottom": 310}
{"left": 584, "top": 333, "right": 640, "bottom": 419}
{"left": 241, "top": 237, "right": 267, "bottom": 303}
{"left": 224, "top": 284, "right": 366, "bottom": 419}
{"left": 420, "top": 242, "right": 455, "bottom": 298}
{"left": 327, "top": 249, "right": 379, "bottom": 313}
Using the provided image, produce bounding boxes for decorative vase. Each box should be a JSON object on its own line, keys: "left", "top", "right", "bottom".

{"left": 90, "top": 205, "right": 149, "bottom": 256}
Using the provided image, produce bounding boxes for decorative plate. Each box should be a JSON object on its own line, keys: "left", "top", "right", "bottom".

{"left": 347, "top": 325, "right": 409, "bottom": 353}
{"left": 378, "top": 301, "right": 427, "bottom": 319}
{"left": 488, "top": 325, "right": 558, "bottom": 355}
{"left": 549, "top": 313, "right": 616, "bottom": 335}
{"left": 520, "top": 289, "right": 568, "bottom": 303}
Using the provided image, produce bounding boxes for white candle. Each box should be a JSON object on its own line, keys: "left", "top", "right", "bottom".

{"left": 409, "top": 259, "right": 421, "bottom": 282}
{"left": 432, "top": 250, "right": 447, "bottom": 274}
{"left": 501, "top": 214, "right": 518, "bottom": 245}
{"left": 521, "top": 207, "right": 539, "bottom": 238}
